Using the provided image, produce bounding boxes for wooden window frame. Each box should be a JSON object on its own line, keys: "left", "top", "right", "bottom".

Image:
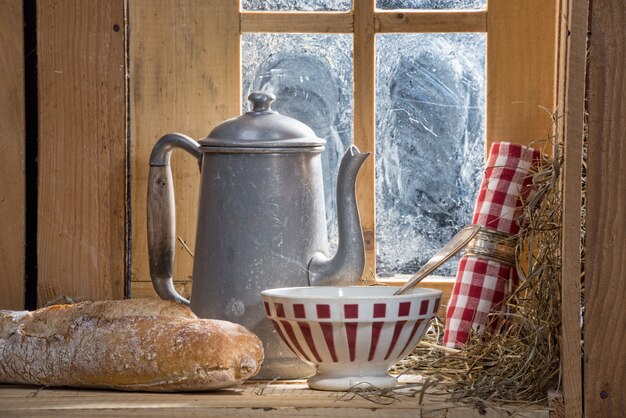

{"left": 237, "top": 1, "right": 558, "bottom": 280}
{"left": 126, "top": 0, "right": 559, "bottom": 305}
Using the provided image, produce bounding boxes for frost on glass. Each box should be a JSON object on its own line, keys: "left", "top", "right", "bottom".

{"left": 376, "top": 33, "right": 485, "bottom": 277}
{"left": 377, "top": 0, "right": 485, "bottom": 10}
{"left": 242, "top": 34, "right": 354, "bottom": 251}
{"left": 242, "top": 0, "right": 351, "bottom": 11}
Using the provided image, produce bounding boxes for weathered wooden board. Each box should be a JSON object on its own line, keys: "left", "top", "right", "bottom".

{"left": 129, "top": 0, "right": 240, "bottom": 292}
{"left": 36, "top": 0, "right": 126, "bottom": 306}
{"left": 558, "top": 0, "right": 587, "bottom": 415}
{"left": 487, "top": 0, "right": 558, "bottom": 151}
{"left": 0, "top": 0, "right": 25, "bottom": 310}
{"left": 584, "top": 0, "right": 626, "bottom": 415}
{"left": 0, "top": 380, "right": 551, "bottom": 417}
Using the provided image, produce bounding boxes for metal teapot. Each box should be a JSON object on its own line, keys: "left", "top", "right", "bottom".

{"left": 147, "top": 92, "right": 369, "bottom": 378}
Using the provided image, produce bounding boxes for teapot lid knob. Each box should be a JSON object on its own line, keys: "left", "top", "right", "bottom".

{"left": 248, "top": 91, "right": 275, "bottom": 113}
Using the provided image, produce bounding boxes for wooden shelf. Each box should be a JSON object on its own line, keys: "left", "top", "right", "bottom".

{"left": 0, "top": 377, "right": 551, "bottom": 417}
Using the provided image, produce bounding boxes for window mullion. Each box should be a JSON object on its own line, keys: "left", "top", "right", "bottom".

{"left": 354, "top": 0, "right": 377, "bottom": 280}
{"left": 240, "top": 11, "right": 353, "bottom": 33}
{"left": 239, "top": 10, "right": 487, "bottom": 34}
{"left": 375, "top": 10, "right": 487, "bottom": 33}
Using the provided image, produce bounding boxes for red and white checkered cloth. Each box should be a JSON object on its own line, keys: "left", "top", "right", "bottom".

{"left": 443, "top": 142, "right": 542, "bottom": 349}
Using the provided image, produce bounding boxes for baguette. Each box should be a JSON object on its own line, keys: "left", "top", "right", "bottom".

{"left": 0, "top": 299, "right": 264, "bottom": 391}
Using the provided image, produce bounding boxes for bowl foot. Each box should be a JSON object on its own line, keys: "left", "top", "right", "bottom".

{"left": 307, "top": 373, "right": 398, "bottom": 391}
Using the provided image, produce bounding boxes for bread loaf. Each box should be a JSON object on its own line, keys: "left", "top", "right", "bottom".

{"left": 0, "top": 299, "right": 264, "bottom": 391}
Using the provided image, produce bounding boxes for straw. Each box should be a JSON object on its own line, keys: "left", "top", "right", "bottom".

{"left": 393, "top": 118, "right": 576, "bottom": 405}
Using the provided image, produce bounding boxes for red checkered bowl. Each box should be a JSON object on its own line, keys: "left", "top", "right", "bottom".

{"left": 260, "top": 286, "right": 442, "bottom": 390}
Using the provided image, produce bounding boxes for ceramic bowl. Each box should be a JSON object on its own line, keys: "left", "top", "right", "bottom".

{"left": 260, "top": 286, "right": 442, "bottom": 390}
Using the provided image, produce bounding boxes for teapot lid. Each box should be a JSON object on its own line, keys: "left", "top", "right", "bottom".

{"left": 199, "top": 92, "right": 326, "bottom": 149}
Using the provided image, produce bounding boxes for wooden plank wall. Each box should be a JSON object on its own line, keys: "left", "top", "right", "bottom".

{"left": 37, "top": 0, "right": 126, "bottom": 305}
{"left": 8, "top": 5, "right": 622, "bottom": 415}
{"left": 558, "top": 0, "right": 587, "bottom": 414}
{"left": 585, "top": 0, "right": 626, "bottom": 415}
{"left": 0, "top": 0, "right": 25, "bottom": 310}
{"left": 487, "top": 0, "right": 558, "bottom": 151}
{"left": 129, "top": 0, "right": 240, "bottom": 297}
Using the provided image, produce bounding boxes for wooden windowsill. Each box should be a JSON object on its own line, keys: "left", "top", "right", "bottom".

{"left": 375, "top": 275, "right": 455, "bottom": 287}
{"left": 130, "top": 276, "right": 455, "bottom": 318}
{"left": 0, "top": 377, "right": 551, "bottom": 417}
{"left": 376, "top": 276, "right": 455, "bottom": 318}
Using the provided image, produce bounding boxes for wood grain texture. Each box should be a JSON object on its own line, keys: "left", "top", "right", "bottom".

{"left": 240, "top": 10, "right": 487, "bottom": 34}
{"left": 0, "top": 380, "right": 550, "bottom": 417}
{"left": 129, "top": 1, "right": 240, "bottom": 289}
{"left": 353, "top": 0, "right": 377, "bottom": 280}
{"left": 241, "top": 11, "right": 353, "bottom": 33}
{"left": 375, "top": 10, "right": 487, "bottom": 33}
{"left": 558, "top": 0, "right": 587, "bottom": 415}
{"left": 0, "top": 0, "right": 25, "bottom": 310}
{"left": 130, "top": 280, "right": 192, "bottom": 300}
{"left": 585, "top": 0, "right": 626, "bottom": 415}
{"left": 37, "top": 0, "right": 126, "bottom": 306}
{"left": 486, "top": 0, "right": 559, "bottom": 152}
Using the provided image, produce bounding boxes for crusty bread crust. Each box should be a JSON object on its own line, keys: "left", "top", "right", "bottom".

{"left": 0, "top": 299, "right": 263, "bottom": 391}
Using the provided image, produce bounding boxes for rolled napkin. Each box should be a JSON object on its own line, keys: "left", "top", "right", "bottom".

{"left": 443, "top": 142, "right": 542, "bottom": 349}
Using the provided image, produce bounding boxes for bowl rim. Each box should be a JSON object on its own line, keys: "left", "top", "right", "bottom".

{"left": 260, "top": 285, "right": 442, "bottom": 300}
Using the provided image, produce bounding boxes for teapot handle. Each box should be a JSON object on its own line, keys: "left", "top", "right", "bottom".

{"left": 147, "top": 133, "right": 202, "bottom": 304}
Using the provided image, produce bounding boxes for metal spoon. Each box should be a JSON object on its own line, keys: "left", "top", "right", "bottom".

{"left": 394, "top": 225, "right": 480, "bottom": 296}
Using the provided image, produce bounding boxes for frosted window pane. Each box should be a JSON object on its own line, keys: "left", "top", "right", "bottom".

{"left": 377, "top": 0, "right": 485, "bottom": 10}
{"left": 375, "top": 33, "right": 485, "bottom": 277}
{"left": 242, "top": 0, "right": 351, "bottom": 11}
{"left": 242, "top": 34, "right": 354, "bottom": 251}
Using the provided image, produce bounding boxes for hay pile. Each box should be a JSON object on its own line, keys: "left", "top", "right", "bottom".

{"left": 392, "top": 135, "right": 567, "bottom": 404}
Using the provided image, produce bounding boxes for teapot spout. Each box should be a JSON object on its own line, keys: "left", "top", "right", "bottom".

{"left": 309, "top": 145, "right": 370, "bottom": 286}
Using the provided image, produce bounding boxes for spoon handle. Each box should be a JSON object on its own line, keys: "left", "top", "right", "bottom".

{"left": 393, "top": 225, "right": 481, "bottom": 296}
